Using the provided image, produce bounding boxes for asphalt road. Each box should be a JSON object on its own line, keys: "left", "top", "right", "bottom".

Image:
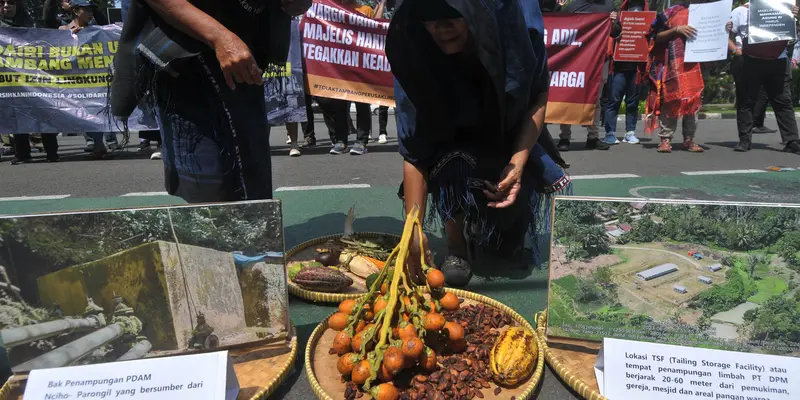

{"left": 1, "top": 117, "right": 800, "bottom": 399}
{"left": 1, "top": 117, "right": 799, "bottom": 198}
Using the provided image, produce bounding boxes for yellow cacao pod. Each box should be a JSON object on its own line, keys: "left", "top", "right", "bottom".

{"left": 489, "top": 326, "right": 537, "bottom": 387}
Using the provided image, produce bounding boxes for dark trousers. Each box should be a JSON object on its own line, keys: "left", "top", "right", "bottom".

{"left": 317, "top": 98, "right": 370, "bottom": 145}
{"left": 301, "top": 93, "right": 315, "bottom": 139}
{"left": 140, "top": 130, "right": 161, "bottom": 144}
{"left": 14, "top": 133, "right": 58, "bottom": 159}
{"left": 736, "top": 56, "right": 800, "bottom": 143}
{"left": 731, "top": 55, "right": 769, "bottom": 128}
{"left": 378, "top": 106, "right": 389, "bottom": 135}
{"left": 603, "top": 70, "right": 639, "bottom": 134}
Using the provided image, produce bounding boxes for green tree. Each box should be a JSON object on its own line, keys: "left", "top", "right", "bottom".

{"left": 580, "top": 225, "right": 611, "bottom": 257}
{"left": 593, "top": 267, "right": 614, "bottom": 286}
{"left": 697, "top": 314, "right": 711, "bottom": 333}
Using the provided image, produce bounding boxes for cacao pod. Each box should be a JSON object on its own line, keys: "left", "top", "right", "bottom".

{"left": 489, "top": 327, "right": 537, "bottom": 386}
{"left": 293, "top": 267, "right": 353, "bottom": 292}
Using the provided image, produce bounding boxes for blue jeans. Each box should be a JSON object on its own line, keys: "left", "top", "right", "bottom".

{"left": 604, "top": 70, "right": 639, "bottom": 134}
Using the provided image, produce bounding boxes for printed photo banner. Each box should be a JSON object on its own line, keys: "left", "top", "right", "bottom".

{"left": 265, "top": 18, "right": 308, "bottom": 126}
{"left": 0, "top": 25, "right": 158, "bottom": 134}
{"left": 300, "top": 0, "right": 395, "bottom": 106}
{"left": 544, "top": 13, "right": 613, "bottom": 126}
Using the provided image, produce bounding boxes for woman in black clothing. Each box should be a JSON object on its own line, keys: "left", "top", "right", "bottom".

{"left": 389, "top": 0, "right": 570, "bottom": 286}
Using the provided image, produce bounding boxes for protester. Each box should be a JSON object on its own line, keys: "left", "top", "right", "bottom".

{"left": 387, "top": 0, "right": 569, "bottom": 286}
{"left": 318, "top": 0, "right": 375, "bottom": 155}
{"left": 603, "top": 0, "right": 646, "bottom": 145}
{"left": 732, "top": 4, "right": 800, "bottom": 153}
{"left": 286, "top": 122, "right": 302, "bottom": 156}
{"left": 646, "top": 4, "right": 731, "bottom": 153}
{"left": 111, "top": 0, "right": 310, "bottom": 202}
{"left": 557, "top": 0, "right": 621, "bottom": 151}
{"left": 0, "top": 0, "right": 33, "bottom": 27}
{"left": 377, "top": 105, "right": 389, "bottom": 144}
{"left": 138, "top": 131, "right": 162, "bottom": 160}
{"left": 43, "top": 0, "right": 106, "bottom": 29}
{"left": 729, "top": 1, "right": 777, "bottom": 136}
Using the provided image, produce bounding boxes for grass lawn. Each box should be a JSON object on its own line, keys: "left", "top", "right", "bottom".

{"left": 748, "top": 276, "right": 788, "bottom": 304}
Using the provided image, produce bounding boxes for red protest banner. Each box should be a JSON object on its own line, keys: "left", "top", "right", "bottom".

{"left": 544, "top": 13, "right": 612, "bottom": 126}
{"left": 300, "top": 0, "right": 395, "bottom": 106}
{"left": 613, "top": 11, "right": 656, "bottom": 63}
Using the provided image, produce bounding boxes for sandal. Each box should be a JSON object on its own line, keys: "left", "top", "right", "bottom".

{"left": 440, "top": 255, "right": 473, "bottom": 287}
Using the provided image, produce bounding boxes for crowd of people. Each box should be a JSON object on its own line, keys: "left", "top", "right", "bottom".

{"left": 2, "top": 0, "right": 800, "bottom": 283}
{"left": 0, "top": 0, "right": 163, "bottom": 163}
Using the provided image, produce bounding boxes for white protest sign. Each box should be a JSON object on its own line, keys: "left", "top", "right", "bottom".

{"left": 685, "top": 0, "right": 734, "bottom": 62}
{"left": 23, "top": 351, "right": 238, "bottom": 400}
{"left": 595, "top": 338, "right": 799, "bottom": 399}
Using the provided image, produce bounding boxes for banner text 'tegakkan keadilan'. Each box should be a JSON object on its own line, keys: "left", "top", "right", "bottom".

{"left": 300, "top": 0, "right": 395, "bottom": 106}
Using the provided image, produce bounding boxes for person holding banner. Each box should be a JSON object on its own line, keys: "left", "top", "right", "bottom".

{"left": 732, "top": 3, "right": 800, "bottom": 153}
{"left": 110, "top": 0, "right": 311, "bottom": 202}
{"left": 388, "top": 0, "right": 569, "bottom": 286}
{"left": 646, "top": 2, "right": 731, "bottom": 153}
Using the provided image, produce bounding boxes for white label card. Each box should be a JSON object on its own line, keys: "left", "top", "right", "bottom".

{"left": 23, "top": 351, "right": 238, "bottom": 400}
{"left": 595, "top": 338, "right": 799, "bottom": 399}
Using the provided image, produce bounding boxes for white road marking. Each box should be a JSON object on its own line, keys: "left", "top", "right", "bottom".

{"left": 275, "top": 184, "right": 372, "bottom": 192}
{"left": 0, "top": 195, "right": 71, "bottom": 202}
{"left": 569, "top": 173, "right": 640, "bottom": 180}
{"left": 120, "top": 192, "right": 170, "bottom": 197}
{"left": 681, "top": 169, "right": 767, "bottom": 176}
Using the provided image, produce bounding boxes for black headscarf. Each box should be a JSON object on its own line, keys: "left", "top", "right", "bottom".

{"left": 388, "top": 0, "right": 563, "bottom": 168}
{"left": 0, "top": 0, "right": 34, "bottom": 28}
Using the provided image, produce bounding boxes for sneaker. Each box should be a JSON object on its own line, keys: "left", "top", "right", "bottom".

{"left": 657, "top": 138, "right": 672, "bottom": 153}
{"left": 1, "top": 146, "right": 13, "bottom": 156}
{"left": 137, "top": 141, "right": 151, "bottom": 152}
{"left": 378, "top": 134, "right": 388, "bottom": 144}
{"left": 350, "top": 142, "right": 368, "bottom": 155}
{"left": 752, "top": 126, "right": 777, "bottom": 134}
{"left": 586, "top": 138, "right": 610, "bottom": 150}
{"left": 682, "top": 138, "right": 704, "bottom": 153}
{"left": 299, "top": 136, "right": 316, "bottom": 149}
{"left": 286, "top": 135, "right": 291, "bottom": 144}
{"left": 783, "top": 140, "right": 800, "bottom": 153}
{"left": 603, "top": 133, "right": 620, "bottom": 145}
{"left": 440, "top": 255, "right": 472, "bottom": 287}
{"left": 330, "top": 142, "right": 347, "bottom": 155}
{"left": 556, "top": 139, "right": 570, "bottom": 152}
{"left": 10, "top": 156, "right": 32, "bottom": 165}
{"left": 83, "top": 143, "right": 94, "bottom": 153}
{"left": 150, "top": 152, "right": 162, "bottom": 160}
{"left": 289, "top": 145, "right": 301, "bottom": 157}
{"left": 733, "top": 140, "right": 752, "bottom": 152}
{"left": 623, "top": 131, "right": 640, "bottom": 144}
{"left": 106, "top": 143, "right": 119, "bottom": 151}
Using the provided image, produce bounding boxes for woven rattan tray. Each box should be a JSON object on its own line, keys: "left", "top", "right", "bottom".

{"left": 0, "top": 332, "right": 298, "bottom": 400}
{"left": 286, "top": 232, "right": 400, "bottom": 303}
{"left": 536, "top": 312, "right": 607, "bottom": 400}
{"left": 305, "top": 288, "right": 545, "bottom": 399}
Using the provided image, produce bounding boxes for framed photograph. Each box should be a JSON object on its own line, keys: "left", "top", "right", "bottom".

{"left": 0, "top": 200, "right": 288, "bottom": 373}
{"left": 546, "top": 197, "right": 800, "bottom": 357}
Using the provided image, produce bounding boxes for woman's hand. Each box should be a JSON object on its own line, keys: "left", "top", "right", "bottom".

{"left": 281, "top": 0, "right": 312, "bottom": 16}
{"left": 484, "top": 163, "right": 523, "bottom": 209}
{"left": 725, "top": 20, "right": 732, "bottom": 33}
{"left": 212, "top": 31, "right": 263, "bottom": 90}
{"left": 407, "top": 229, "right": 432, "bottom": 285}
{"left": 676, "top": 25, "right": 697, "bottom": 39}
